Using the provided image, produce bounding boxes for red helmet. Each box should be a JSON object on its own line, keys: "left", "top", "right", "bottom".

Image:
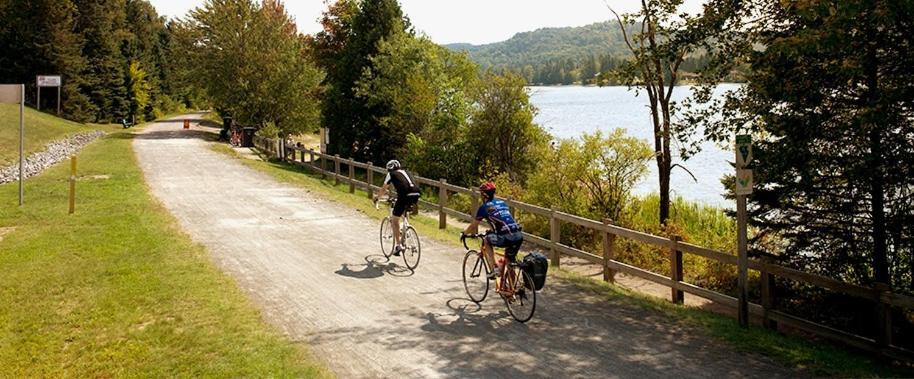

{"left": 479, "top": 181, "right": 496, "bottom": 197}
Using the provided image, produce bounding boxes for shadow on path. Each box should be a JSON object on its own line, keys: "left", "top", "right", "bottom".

{"left": 335, "top": 254, "right": 415, "bottom": 279}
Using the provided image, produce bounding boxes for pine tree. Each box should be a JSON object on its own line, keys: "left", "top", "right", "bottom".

{"left": 0, "top": 0, "right": 93, "bottom": 121}
{"left": 74, "top": 0, "right": 129, "bottom": 122}
{"left": 313, "top": 0, "right": 410, "bottom": 162}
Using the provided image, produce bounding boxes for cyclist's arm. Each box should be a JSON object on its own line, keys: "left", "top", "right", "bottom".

{"left": 463, "top": 218, "right": 480, "bottom": 235}
{"left": 376, "top": 183, "right": 390, "bottom": 199}
{"left": 463, "top": 204, "right": 488, "bottom": 235}
{"left": 376, "top": 173, "right": 392, "bottom": 199}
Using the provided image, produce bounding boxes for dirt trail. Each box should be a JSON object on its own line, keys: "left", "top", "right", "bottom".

{"left": 133, "top": 114, "right": 798, "bottom": 378}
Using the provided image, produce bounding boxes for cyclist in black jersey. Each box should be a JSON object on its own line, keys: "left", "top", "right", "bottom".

{"left": 375, "top": 160, "right": 420, "bottom": 255}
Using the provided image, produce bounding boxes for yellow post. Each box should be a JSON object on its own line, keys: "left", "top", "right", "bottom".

{"left": 69, "top": 156, "right": 76, "bottom": 214}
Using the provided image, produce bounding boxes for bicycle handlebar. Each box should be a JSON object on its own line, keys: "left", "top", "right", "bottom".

{"left": 460, "top": 233, "right": 486, "bottom": 250}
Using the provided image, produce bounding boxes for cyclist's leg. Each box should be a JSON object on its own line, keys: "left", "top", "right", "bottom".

{"left": 391, "top": 197, "right": 407, "bottom": 249}
{"left": 482, "top": 238, "right": 496, "bottom": 273}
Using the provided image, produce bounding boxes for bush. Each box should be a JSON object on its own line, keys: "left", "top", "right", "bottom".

{"left": 256, "top": 122, "right": 280, "bottom": 139}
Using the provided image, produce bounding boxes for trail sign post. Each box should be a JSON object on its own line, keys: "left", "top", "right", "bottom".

{"left": 36, "top": 75, "right": 62, "bottom": 115}
{"left": 735, "top": 134, "right": 752, "bottom": 327}
{"left": 0, "top": 84, "right": 25, "bottom": 205}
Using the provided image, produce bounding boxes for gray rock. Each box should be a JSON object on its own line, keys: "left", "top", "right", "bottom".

{"left": 0, "top": 130, "right": 106, "bottom": 184}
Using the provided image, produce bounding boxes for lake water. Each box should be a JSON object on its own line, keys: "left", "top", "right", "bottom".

{"left": 528, "top": 84, "right": 741, "bottom": 208}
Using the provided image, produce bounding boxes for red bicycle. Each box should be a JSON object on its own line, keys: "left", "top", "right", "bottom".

{"left": 460, "top": 233, "right": 536, "bottom": 322}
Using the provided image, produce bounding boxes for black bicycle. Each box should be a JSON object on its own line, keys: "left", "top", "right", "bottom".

{"left": 461, "top": 233, "right": 536, "bottom": 323}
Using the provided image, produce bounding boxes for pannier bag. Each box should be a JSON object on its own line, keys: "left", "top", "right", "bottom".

{"left": 522, "top": 251, "right": 549, "bottom": 290}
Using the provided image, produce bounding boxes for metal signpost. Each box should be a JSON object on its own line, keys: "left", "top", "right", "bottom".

{"left": 735, "top": 134, "right": 753, "bottom": 327}
{"left": 36, "top": 75, "right": 62, "bottom": 114}
{"left": 0, "top": 84, "right": 25, "bottom": 205}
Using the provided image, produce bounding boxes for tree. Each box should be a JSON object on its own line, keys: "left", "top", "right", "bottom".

{"left": 702, "top": 0, "right": 914, "bottom": 290}
{"left": 610, "top": 1, "right": 691, "bottom": 226}
{"left": 609, "top": 0, "right": 732, "bottom": 226}
{"left": 312, "top": 0, "right": 410, "bottom": 162}
{"left": 74, "top": 0, "right": 129, "bottom": 122}
{"left": 466, "top": 72, "right": 550, "bottom": 184}
{"left": 189, "top": 0, "right": 321, "bottom": 134}
{"left": 0, "top": 0, "right": 93, "bottom": 121}
{"left": 123, "top": 0, "right": 168, "bottom": 120}
{"left": 356, "top": 32, "right": 477, "bottom": 174}
{"left": 126, "top": 61, "right": 150, "bottom": 122}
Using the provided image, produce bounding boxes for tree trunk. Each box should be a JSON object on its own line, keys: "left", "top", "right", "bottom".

{"left": 864, "top": 15, "right": 890, "bottom": 285}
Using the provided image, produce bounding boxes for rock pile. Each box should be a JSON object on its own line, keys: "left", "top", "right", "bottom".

{"left": 0, "top": 130, "right": 106, "bottom": 184}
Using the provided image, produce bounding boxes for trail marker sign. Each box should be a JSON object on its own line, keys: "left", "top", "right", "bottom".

{"left": 735, "top": 169, "right": 753, "bottom": 195}
{"left": 736, "top": 134, "right": 752, "bottom": 168}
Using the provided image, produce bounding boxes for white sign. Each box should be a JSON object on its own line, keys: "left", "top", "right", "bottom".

{"left": 36, "top": 75, "right": 61, "bottom": 87}
{"left": 0, "top": 84, "right": 23, "bottom": 103}
{"left": 735, "top": 169, "right": 753, "bottom": 195}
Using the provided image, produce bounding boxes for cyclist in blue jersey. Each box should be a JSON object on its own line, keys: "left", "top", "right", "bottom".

{"left": 462, "top": 181, "right": 523, "bottom": 279}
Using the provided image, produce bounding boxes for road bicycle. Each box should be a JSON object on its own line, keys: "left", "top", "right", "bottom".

{"left": 374, "top": 197, "right": 421, "bottom": 270}
{"left": 460, "top": 233, "right": 536, "bottom": 323}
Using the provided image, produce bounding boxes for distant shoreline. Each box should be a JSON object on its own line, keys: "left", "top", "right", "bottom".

{"left": 526, "top": 82, "right": 746, "bottom": 88}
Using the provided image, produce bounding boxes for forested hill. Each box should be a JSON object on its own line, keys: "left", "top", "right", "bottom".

{"left": 445, "top": 21, "right": 631, "bottom": 85}
{"left": 444, "top": 21, "right": 713, "bottom": 85}
{"left": 445, "top": 21, "right": 629, "bottom": 67}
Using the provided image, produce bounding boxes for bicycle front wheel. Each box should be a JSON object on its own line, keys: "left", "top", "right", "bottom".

{"left": 379, "top": 217, "right": 394, "bottom": 258}
{"left": 504, "top": 267, "right": 536, "bottom": 323}
{"left": 402, "top": 226, "right": 421, "bottom": 270}
{"left": 463, "top": 251, "right": 489, "bottom": 303}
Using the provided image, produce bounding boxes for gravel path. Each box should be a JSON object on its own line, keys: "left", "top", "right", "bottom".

{"left": 133, "top": 114, "right": 799, "bottom": 379}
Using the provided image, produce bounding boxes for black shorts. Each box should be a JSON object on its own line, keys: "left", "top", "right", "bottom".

{"left": 393, "top": 193, "right": 420, "bottom": 217}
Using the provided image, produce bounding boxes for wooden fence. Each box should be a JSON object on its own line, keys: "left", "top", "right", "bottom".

{"left": 254, "top": 138, "right": 914, "bottom": 360}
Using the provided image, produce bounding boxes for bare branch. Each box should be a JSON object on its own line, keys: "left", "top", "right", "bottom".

{"left": 671, "top": 163, "right": 698, "bottom": 182}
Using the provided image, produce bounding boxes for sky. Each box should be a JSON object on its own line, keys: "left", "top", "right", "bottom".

{"left": 149, "top": 0, "right": 704, "bottom": 45}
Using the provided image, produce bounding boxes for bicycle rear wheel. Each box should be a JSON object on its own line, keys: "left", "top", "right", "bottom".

{"left": 379, "top": 217, "right": 394, "bottom": 258}
{"left": 402, "top": 226, "right": 421, "bottom": 270}
{"left": 503, "top": 267, "right": 536, "bottom": 323}
{"left": 462, "top": 251, "right": 489, "bottom": 303}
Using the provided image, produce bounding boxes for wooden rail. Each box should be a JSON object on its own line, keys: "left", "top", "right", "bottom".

{"left": 262, "top": 141, "right": 914, "bottom": 360}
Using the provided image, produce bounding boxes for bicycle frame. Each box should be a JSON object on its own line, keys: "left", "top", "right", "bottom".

{"left": 380, "top": 197, "right": 411, "bottom": 244}
{"left": 462, "top": 234, "right": 519, "bottom": 296}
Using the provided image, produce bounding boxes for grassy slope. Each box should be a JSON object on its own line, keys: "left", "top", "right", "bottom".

{"left": 0, "top": 124, "right": 330, "bottom": 376}
{"left": 0, "top": 104, "right": 101, "bottom": 166}
{"left": 210, "top": 143, "right": 912, "bottom": 378}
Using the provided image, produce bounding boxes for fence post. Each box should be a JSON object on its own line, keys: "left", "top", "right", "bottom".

{"left": 874, "top": 282, "right": 893, "bottom": 347}
{"left": 367, "top": 163, "right": 375, "bottom": 199}
{"left": 438, "top": 179, "right": 448, "bottom": 229}
{"left": 334, "top": 154, "right": 341, "bottom": 186}
{"left": 760, "top": 257, "right": 777, "bottom": 330}
{"left": 309, "top": 148, "right": 314, "bottom": 165}
{"left": 550, "top": 206, "right": 560, "bottom": 268}
{"left": 470, "top": 189, "right": 479, "bottom": 218}
{"left": 348, "top": 158, "right": 355, "bottom": 193}
{"left": 602, "top": 219, "right": 616, "bottom": 283}
{"left": 320, "top": 152, "right": 327, "bottom": 179}
{"left": 670, "top": 235, "right": 684, "bottom": 304}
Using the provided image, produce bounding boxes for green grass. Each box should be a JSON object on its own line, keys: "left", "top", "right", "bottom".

{"left": 0, "top": 104, "right": 105, "bottom": 166}
{"left": 211, "top": 143, "right": 913, "bottom": 378}
{"left": 0, "top": 128, "right": 331, "bottom": 376}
